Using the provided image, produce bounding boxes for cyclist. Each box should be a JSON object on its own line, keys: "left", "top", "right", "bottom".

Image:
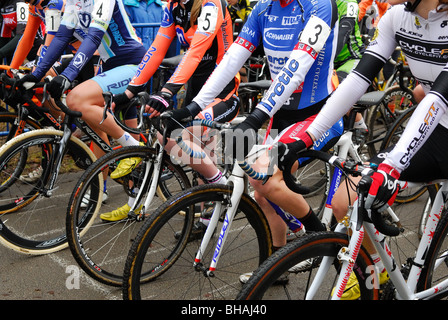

{"left": 0, "top": 0, "right": 42, "bottom": 64}
{"left": 334, "top": 0, "right": 368, "bottom": 142}
{"left": 16, "top": 0, "right": 146, "bottom": 206}
{"left": 278, "top": 0, "right": 448, "bottom": 298}
{"left": 164, "top": 0, "right": 344, "bottom": 280}
{"left": 101, "top": 0, "right": 239, "bottom": 222}
{"left": 10, "top": 0, "right": 99, "bottom": 83}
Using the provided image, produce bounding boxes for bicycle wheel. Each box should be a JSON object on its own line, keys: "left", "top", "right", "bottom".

{"left": 123, "top": 183, "right": 273, "bottom": 300}
{"left": 66, "top": 145, "right": 191, "bottom": 286}
{"left": 237, "top": 232, "right": 377, "bottom": 300}
{"left": 295, "top": 158, "right": 330, "bottom": 217}
{"left": 0, "top": 129, "right": 96, "bottom": 254}
{"left": 379, "top": 106, "right": 428, "bottom": 203}
{"left": 0, "top": 112, "right": 42, "bottom": 145}
{"left": 366, "top": 86, "right": 416, "bottom": 158}
{"left": 417, "top": 208, "right": 448, "bottom": 298}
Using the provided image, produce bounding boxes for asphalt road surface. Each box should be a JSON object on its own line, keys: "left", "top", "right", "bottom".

{"left": 0, "top": 187, "right": 432, "bottom": 301}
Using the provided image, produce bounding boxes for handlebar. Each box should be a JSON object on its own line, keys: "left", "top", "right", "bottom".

{"left": 281, "top": 148, "right": 401, "bottom": 236}
{"left": 165, "top": 116, "right": 271, "bottom": 181}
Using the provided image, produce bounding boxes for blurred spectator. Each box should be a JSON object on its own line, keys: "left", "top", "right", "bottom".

{"left": 124, "top": 0, "right": 163, "bottom": 50}
{"left": 227, "top": 0, "right": 252, "bottom": 23}
{"left": 124, "top": 0, "right": 178, "bottom": 58}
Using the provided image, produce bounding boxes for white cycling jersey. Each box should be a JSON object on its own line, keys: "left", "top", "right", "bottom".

{"left": 308, "top": 3, "right": 448, "bottom": 173}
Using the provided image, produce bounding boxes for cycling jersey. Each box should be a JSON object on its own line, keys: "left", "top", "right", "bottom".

{"left": 32, "top": 0, "right": 146, "bottom": 82}
{"left": 307, "top": 4, "right": 448, "bottom": 173}
{"left": 126, "top": 0, "right": 236, "bottom": 99}
{"left": 193, "top": 0, "right": 339, "bottom": 117}
{"left": 10, "top": 1, "right": 64, "bottom": 71}
{"left": 334, "top": 0, "right": 364, "bottom": 69}
{"left": 0, "top": 0, "right": 17, "bottom": 38}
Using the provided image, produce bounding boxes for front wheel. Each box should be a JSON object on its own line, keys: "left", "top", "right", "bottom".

{"left": 66, "top": 145, "right": 191, "bottom": 286}
{"left": 0, "top": 129, "right": 96, "bottom": 254}
{"left": 123, "top": 183, "right": 273, "bottom": 300}
{"left": 237, "top": 232, "right": 378, "bottom": 300}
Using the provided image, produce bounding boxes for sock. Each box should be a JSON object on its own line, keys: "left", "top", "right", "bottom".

{"left": 205, "top": 170, "right": 227, "bottom": 185}
{"left": 116, "top": 132, "right": 139, "bottom": 147}
{"left": 354, "top": 118, "right": 368, "bottom": 130}
{"left": 103, "top": 180, "right": 107, "bottom": 193}
{"left": 301, "top": 208, "right": 325, "bottom": 232}
{"left": 199, "top": 171, "right": 226, "bottom": 226}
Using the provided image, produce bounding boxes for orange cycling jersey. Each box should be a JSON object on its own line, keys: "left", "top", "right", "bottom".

{"left": 127, "top": 0, "right": 236, "bottom": 97}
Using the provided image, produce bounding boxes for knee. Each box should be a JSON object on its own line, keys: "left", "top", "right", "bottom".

{"left": 66, "top": 88, "right": 84, "bottom": 112}
{"left": 331, "top": 194, "right": 349, "bottom": 222}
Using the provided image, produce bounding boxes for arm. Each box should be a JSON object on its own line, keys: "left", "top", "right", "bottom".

{"left": 384, "top": 72, "right": 448, "bottom": 172}
{"left": 192, "top": 2, "right": 262, "bottom": 109}
{"left": 163, "top": 0, "right": 227, "bottom": 95}
{"left": 10, "top": 11, "right": 41, "bottom": 70}
{"left": 31, "top": 0, "right": 78, "bottom": 80}
{"left": 255, "top": 13, "right": 336, "bottom": 119}
{"left": 307, "top": 6, "right": 397, "bottom": 141}
{"left": 61, "top": 0, "right": 116, "bottom": 82}
{"left": 335, "top": 1, "right": 358, "bottom": 57}
{"left": 125, "top": 4, "right": 176, "bottom": 96}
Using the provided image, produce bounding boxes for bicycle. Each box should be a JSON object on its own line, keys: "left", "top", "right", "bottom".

{"left": 0, "top": 81, "right": 148, "bottom": 254}
{"left": 64, "top": 70, "right": 276, "bottom": 287}
{"left": 237, "top": 149, "right": 447, "bottom": 300}
{"left": 122, "top": 118, "right": 275, "bottom": 299}
{"left": 65, "top": 92, "right": 194, "bottom": 286}
{"left": 0, "top": 72, "right": 63, "bottom": 144}
{"left": 120, "top": 99, "right": 377, "bottom": 300}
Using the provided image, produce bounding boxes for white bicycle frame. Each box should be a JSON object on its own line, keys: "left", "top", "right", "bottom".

{"left": 306, "top": 169, "right": 448, "bottom": 300}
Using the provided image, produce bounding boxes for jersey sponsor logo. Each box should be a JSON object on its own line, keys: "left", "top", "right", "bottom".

{"left": 398, "top": 36, "right": 448, "bottom": 63}
{"left": 109, "top": 18, "right": 125, "bottom": 46}
{"left": 263, "top": 58, "right": 299, "bottom": 110}
{"left": 265, "top": 14, "right": 279, "bottom": 22}
{"left": 73, "top": 52, "right": 87, "bottom": 69}
{"left": 78, "top": 12, "right": 91, "bottom": 28}
{"left": 175, "top": 27, "right": 189, "bottom": 46}
{"left": 399, "top": 103, "right": 439, "bottom": 166}
{"left": 267, "top": 55, "right": 289, "bottom": 66}
{"left": 131, "top": 46, "right": 157, "bottom": 84}
{"left": 106, "top": 78, "right": 132, "bottom": 91}
{"left": 282, "top": 16, "right": 301, "bottom": 26}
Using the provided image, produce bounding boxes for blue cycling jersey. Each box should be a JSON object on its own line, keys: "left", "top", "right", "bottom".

{"left": 33, "top": 0, "right": 146, "bottom": 82}
{"left": 240, "top": 0, "right": 338, "bottom": 113}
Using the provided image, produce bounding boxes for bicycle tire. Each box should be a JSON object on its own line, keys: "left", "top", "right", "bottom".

{"left": 123, "top": 183, "right": 273, "bottom": 300}
{"left": 66, "top": 145, "right": 191, "bottom": 286}
{"left": 0, "top": 129, "right": 96, "bottom": 254}
{"left": 0, "top": 111, "right": 42, "bottom": 144}
{"left": 237, "top": 232, "right": 378, "bottom": 300}
{"left": 296, "top": 158, "right": 330, "bottom": 218}
{"left": 417, "top": 208, "right": 448, "bottom": 298}
{"left": 366, "top": 86, "right": 416, "bottom": 158}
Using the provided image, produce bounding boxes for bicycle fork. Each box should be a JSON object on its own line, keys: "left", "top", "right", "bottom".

{"left": 193, "top": 164, "right": 246, "bottom": 276}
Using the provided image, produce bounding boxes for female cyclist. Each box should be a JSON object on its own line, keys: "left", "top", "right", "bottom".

{"left": 164, "top": 0, "right": 345, "bottom": 280}
{"left": 17, "top": 0, "right": 146, "bottom": 152}
{"left": 16, "top": 0, "right": 146, "bottom": 182}
{"left": 10, "top": 0, "right": 99, "bottom": 83}
{"left": 278, "top": 0, "right": 448, "bottom": 298}
{"left": 101, "top": 0, "right": 239, "bottom": 222}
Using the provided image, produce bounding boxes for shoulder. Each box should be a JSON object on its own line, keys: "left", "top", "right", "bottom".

{"left": 46, "top": 0, "right": 65, "bottom": 11}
